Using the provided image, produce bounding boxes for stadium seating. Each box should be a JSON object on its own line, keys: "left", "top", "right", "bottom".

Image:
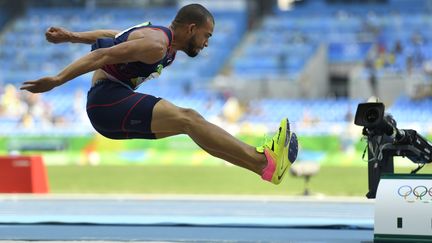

{"left": 231, "top": 0, "right": 432, "bottom": 79}
{"left": 388, "top": 96, "right": 432, "bottom": 123}
{"left": 0, "top": 1, "right": 431, "bottom": 135}
{"left": 0, "top": 6, "right": 247, "bottom": 133}
{"left": 228, "top": 0, "right": 432, "bottom": 132}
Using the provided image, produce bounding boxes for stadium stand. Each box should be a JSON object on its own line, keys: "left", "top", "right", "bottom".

{"left": 0, "top": 6, "right": 247, "bottom": 134}
{"left": 0, "top": 0, "right": 431, "bottom": 135}
{"left": 227, "top": 0, "right": 432, "bottom": 130}
{"left": 231, "top": 0, "right": 432, "bottom": 78}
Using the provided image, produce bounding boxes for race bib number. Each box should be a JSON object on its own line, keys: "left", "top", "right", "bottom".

{"left": 131, "top": 64, "right": 163, "bottom": 89}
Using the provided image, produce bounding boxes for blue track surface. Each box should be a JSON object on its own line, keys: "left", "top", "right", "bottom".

{"left": 0, "top": 195, "right": 374, "bottom": 242}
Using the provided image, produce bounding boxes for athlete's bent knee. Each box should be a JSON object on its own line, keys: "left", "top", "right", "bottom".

{"left": 178, "top": 108, "right": 205, "bottom": 133}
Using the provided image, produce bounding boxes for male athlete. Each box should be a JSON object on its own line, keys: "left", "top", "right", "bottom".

{"left": 20, "top": 4, "right": 298, "bottom": 184}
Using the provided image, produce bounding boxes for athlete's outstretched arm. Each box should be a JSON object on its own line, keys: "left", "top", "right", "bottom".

{"left": 21, "top": 30, "right": 168, "bottom": 93}
{"left": 46, "top": 27, "right": 119, "bottom": 44}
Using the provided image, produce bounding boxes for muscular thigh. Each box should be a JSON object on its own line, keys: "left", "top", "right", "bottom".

{"left": 151, "top": 99, "right": 190, "bottom": 135}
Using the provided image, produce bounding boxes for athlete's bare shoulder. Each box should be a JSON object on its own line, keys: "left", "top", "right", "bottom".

{"left": 114, "top": 28, "right": 168, "bottom": 64}
{"left": 127, "top": 28, "right": 168, "bottom": 48}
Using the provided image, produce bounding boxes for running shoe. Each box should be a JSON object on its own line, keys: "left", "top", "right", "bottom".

{"left": 257, "top": 118, "right": 298, "bottom": 185}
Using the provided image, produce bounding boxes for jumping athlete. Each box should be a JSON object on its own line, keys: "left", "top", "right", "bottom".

{"left": 20, "top": 4, "right": 298, "bottom": 184}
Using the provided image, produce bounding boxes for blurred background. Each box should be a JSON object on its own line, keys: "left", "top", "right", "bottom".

{"left": 0, "top": 0, "right": 431, "bottom": 196}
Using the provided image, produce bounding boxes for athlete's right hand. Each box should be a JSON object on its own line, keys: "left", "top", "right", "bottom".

{"left": 45, "top": 27, "right": 72, "bottom": 43}
{"left": 20, "top": 76, "right": 61, "bottom": 93}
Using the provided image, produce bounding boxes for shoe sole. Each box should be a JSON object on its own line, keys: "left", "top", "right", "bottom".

{"left": 284, "top": 118, "right": 298, "bottom": 164}
{"left": 288, "top": 133, "right": 298, "bottom": 163}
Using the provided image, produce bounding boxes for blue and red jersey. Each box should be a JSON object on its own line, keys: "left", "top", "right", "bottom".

{"left": 91, "top": 22, "right": 176, "bottom": 90}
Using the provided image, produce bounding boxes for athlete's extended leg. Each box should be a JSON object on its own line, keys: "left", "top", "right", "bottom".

{"left": 87, "top": 80, "right": 298, "bottom": 183}
{"left": 151, "top": 99, "right": 265, "bottom": 174}
{"left": 151, "top": 99, "right": 298, "bottom": 181}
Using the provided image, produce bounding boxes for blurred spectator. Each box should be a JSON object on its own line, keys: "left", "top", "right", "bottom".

{"left": 278, "top": 52, "right": 287, "bottom": 75}
{"left": 22, "top": 92, "right": 53, "bottom": 124}
{"left": 340, "top": 106, "right": 358, "bottom": 154}
{"left": 222, "top": 96, "right": 244, "bottom": 123}
{"left": 301, "top": 108, "right": 320, "bottom": 127}
{"left": 19, "top": 112, "right": 35, "bottom": 129}
{"left": 364, "top": 55, "right": 378, "bottom": 97}
{"left": 0, "top": 84, "right": 26, "bottom": 118}
{"left": 393, "top": 40, "right": 403, "bottom": 56}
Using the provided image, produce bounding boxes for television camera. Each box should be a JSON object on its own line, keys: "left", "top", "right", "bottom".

{"left": 354, "top": 102, "right": 432, "bottom": 199}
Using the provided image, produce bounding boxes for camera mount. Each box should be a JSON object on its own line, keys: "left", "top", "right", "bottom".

{"left": 354, "top": 102, "right": 432, "bottom": 198}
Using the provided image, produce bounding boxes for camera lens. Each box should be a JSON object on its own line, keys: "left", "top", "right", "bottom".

{"left": 365, "top": 108, "right": 379, "bottom": 123}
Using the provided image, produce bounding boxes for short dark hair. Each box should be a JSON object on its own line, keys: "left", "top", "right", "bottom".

{"left": 172, "top": 4, "right": 214, "bottom": 27}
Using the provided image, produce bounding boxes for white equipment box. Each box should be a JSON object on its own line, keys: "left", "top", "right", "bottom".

{"left": 375, "top": 174, "right": 432, "bottom": 242}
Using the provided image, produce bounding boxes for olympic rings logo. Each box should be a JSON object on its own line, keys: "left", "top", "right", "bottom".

{"left": 397, "top": 185, "right": 432, "bottom": 203}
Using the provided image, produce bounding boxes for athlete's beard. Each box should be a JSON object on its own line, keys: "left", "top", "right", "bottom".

{"left": 185, "top": 35, "right": 200, "bottom": 57}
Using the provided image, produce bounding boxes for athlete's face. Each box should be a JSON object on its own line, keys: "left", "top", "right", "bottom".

{"left": 185, "top": 18, "right": 214, "bottom": 57}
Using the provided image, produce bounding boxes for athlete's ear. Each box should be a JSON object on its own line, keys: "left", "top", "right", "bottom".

{"left": 187, "top": 23, "right": 197, "bottom": 35}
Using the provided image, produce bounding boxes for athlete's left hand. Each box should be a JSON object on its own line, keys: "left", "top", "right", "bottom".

{"left": 20, "top": 76, "right": 61, "bottom": 93}
{"left": 45, "top": 27, "right": 72, "bottom": 44}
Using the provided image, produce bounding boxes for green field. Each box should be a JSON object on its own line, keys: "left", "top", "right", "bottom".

{"left": 1, "top": 134, "right": 368, "bottom": 166}
{"left": 5, "top": 134, "right": 432, "bottom": 196}
{"left": 47, "top": 164, "right": 432, "bottom": 196}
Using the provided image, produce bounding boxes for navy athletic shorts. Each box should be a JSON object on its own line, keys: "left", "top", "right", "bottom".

{"left": 86, "top": 80, "right": 162, "bottom": 139}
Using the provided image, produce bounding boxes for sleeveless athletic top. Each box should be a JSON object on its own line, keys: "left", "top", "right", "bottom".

{"left": 91, "top": 22, "right": 176, "bottom": 90}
